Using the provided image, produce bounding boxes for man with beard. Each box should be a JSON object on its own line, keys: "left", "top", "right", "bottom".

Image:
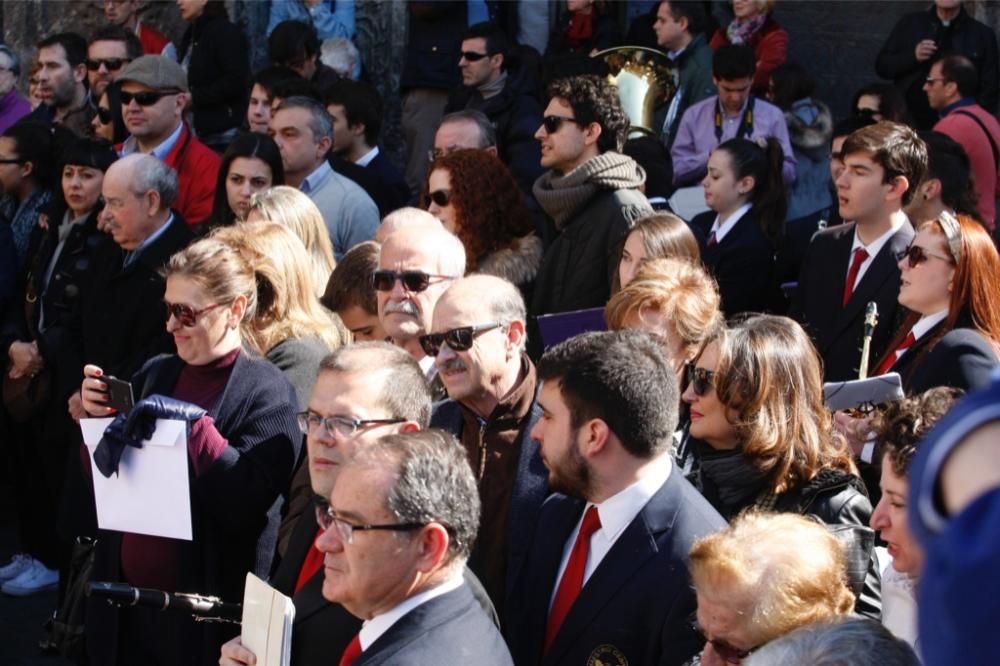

{"left": 29, "top": 33, "right": 95, "bottom": 137}
{"left": 505, "top": 330, "right": 725, "bottom": 666}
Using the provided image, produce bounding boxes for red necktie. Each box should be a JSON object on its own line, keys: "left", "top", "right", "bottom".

{"left": 842, "top": 247, "right": 869, "bottom": 307}
{"left": 338, "top": 634, "right": 362, "bottom": 666}
{"left": 874, "top": 331, "right": 917, "bottom": 376}
{"left": 544, "top": 506, "right": 602, "bottom": 654}
{"left": 706, "top": 231, "right": 718, "bottom": 247}
{"left": 293, "top": 528, "right": 325, "bottom": 595}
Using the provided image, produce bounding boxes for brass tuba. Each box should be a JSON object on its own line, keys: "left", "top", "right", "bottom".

{"left": 592, "top": 46, "right": 678, "bottom": 139}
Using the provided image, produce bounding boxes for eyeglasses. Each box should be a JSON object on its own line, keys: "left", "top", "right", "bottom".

{"left": 165, "top": 301, "right": 223, "bottom": 327}
{"left": 96, "top": 106, "right": 113, "bottom": 125}
{"left": 120, "top": 89, "right": 181, "bottom": 106}
{"left": 85, "top": 57, "right": 130, "bottom": 72}
{"left": 296, "top": 412, "right": 405, "bottom": 438}
{"left": 924, "top": 77, "right": 946, "bottom": 85}
{"left": 895, "top": 244, "right": 953, "bottom": 268}
{"left": 460, "top": 50, "right": 490, "bottom": 62}
{"left": 315, "top": 504, "right": 426, "bottom": 545}
{"left": 418, "top": 322, "right": 503, "bottom": 357}
{"left": 428, "top": 189, "right": 451, "bottom": 207}
{"left": 371, "top": 270, "right": 455, "bottom": 293}
{"left": 0, "top": 157, "right": 24, "bottom": 165}
{"left": 541, "top": 115, "right": 580, "bottom": 134}
{"left": 685, "top": 363, "right": 716, "bottom": 397}
{"left": 690, "top": 620, "right": 755, "bottom": 664}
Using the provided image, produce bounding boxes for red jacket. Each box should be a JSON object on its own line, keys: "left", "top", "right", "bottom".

{"left": 135, "top": 123, "right": 218, "bottom": 228}
{"left": 710, "top": 17, "right": 789, "bottom": 97}
{"left": 935, "top": 103, "right": 1000, "bottom": 229}
{"left": 138, "top": 22, "right": 171, "bottom": 56}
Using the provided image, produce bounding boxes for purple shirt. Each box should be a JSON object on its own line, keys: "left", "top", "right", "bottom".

{"left": 0, "top": 88, "right": 30, "bottom": 135}
{"left": 670, "top": 94, "right": 797, "bottom": 187}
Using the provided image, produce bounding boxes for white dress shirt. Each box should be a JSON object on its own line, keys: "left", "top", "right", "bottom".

{"left": 709, "top": 202, "right": 753, "bottom": 244}
{"left": 847, "top": 216, "right": 906, "bottom": 289}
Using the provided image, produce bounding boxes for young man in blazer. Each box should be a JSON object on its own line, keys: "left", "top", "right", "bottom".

{"left": 505, "top": 330, "right": 725, "bottom": 666}
{"left": 790, "top": 121, "right": 928, "bottom": 382}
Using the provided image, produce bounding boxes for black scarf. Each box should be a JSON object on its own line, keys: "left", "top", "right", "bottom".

{"left": 695, "top": 440, "right": 772, "bottom": 516}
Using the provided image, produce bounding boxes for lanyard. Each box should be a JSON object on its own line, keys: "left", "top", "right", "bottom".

{"left": 714, "top": 96, "right": 755, "bottom": 143}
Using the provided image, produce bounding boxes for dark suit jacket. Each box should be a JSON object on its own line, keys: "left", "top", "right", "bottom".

{"left": 789, "top": 220, "right": 913, "bottom": 382}
{"left": 505, "top": 464, "right": 726, "bottom": 666}
{"left": 690, "top": 208, "right": 779, "bottom": 318}
{"left": 357, "top": 584, "right": 512, "bottom": 666}
{"left": 365, "top": 151, "right": 411, "bottom": 215}
{"left": 890, "top": 325, "right": 999, "bottom": 395}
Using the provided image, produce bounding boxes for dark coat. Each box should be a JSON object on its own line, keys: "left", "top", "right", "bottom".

{"left": 788, "top": 220, "right": 914, "bottom": 382}
{"left": 178, "top": 14, "right": 251, "bottom": 137}
{"left": 365, "top": 151, "right": 412, "bottom": 215}
{"left": 401, "top": 1, "right": 467, "bottom": 91}
{"left": 86, "top": 350, "right": 301, "bottom": 666}
{"left": 690, "top": 207, "right": 779, "bottom": 318}
{"left": 357, "top": 584, "right": 513, "bottom": 666}
{"left": 890, "top": 324, "right": 999, "bottom": 395}
{"left": 505, "top": 465, "right": 726, "bottom": 666}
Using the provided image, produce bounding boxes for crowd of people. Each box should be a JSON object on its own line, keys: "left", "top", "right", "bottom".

{"left": 0, "top": 1, "right": 999, "bottom": 665}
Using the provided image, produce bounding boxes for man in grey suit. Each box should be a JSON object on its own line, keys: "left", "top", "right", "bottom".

{"left": 270, "top": 95, "right": 379, "bottom": 259}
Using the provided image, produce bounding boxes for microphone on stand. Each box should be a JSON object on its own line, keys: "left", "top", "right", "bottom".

{"left": 86, "top": 581, "right": 242, "bottom": 624}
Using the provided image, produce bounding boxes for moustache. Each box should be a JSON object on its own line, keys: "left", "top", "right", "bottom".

{"left": 440, "top": 358, "right": 467, "bottom": 372}
{"left": 384, "top": 300, "right": 419, "bottom": 316}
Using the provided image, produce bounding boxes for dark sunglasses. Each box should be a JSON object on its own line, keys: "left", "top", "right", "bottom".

{"left": 690, "top": 620, "right": 754, "bottom": 664}
{"left": 85, "top": 57, "right": 129, "bottom": 72}
{"left": 96, "top": 106, "right": 113, "bottom": 125}
{"left": 541, "top": 114, "right": 580, "bottom": 134}
{"left": 460, "top": 51, "right": 490, "bottom": 62}
{"left": 371, "top": 270, "right": 455, "bottom": 293}
{"left": 165, "top": 301, "right": 222, "bottom": 327}
{"left": 685, "top": 363, "right": 716, "bottom": 397}
{"left": 428, "top": 189, "right": 450, "bottom": 207}
{"left": 418, "top": 322, "right": 503, "bottom": 357}
{"left": 895, "top": 244, "right": 952, "bottom": 268}
{"left": 0, "top": 157, "right": 24, "bottom": 165}
{"left": 120, "top": 89, "right": 181, "bottom": 107}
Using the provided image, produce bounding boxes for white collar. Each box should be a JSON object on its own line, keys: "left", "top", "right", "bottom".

{"left": 589, "top": 454, "right": 673, "bottom": 545}
{"left": 710, "top": 202, "right": 752, "bottom": 243}
{"left": 358, "top": 573, "right": 464, "bottom": 650}
{"left": 851, "top": 215, "right": 906, "bottom": 257}
{"left": 356, "top": 146, "right": 379, "bottom": 167}
{"left": 911, "top": 309, "right": 949, "bottom": 342}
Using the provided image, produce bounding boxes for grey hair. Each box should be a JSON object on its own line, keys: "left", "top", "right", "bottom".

{"left": 125, "top": 153, "right": 179, "bottom": 207}
{"left": 277, "top": 95, "right": 333, "bottom": 141}
{"left": 319, "top": 37, "right": 359, "bottom": 78}
{"left": 439, "top": 109, "right": 496, "bottom": 149}
{"left": 445, "top": 274, "right": 526, "bottom": 343}
{"left": 745, "top": 618, "right": 920, "bottom": 666}
{"left": 436, "top": 230, "right": 467, "bottom": 277}
{"left": 0, "top": 45, "right": 21, "bottom": 76}
{"left": 318, "top": 342, "right": 432, "bottom": 427}
{"left": 351, "top": 429, "right": 480, "bottom": 566}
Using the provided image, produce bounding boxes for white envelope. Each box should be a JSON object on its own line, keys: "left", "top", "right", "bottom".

{"left": 80, "top": 418, "right": 193, "bottom": 541}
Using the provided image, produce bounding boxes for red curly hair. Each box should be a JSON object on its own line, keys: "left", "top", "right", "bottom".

{"left": 420, "top": 149, "right": 534, "bottom": 271}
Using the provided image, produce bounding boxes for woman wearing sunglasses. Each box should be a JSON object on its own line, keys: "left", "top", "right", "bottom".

{"left": 80, "top": 237, "right": 300, "bottom": 666}
{"left": 91, "top": 82, "right": 129, "bottom": 145}
{"left": 682, "top": 314, "right": 880, "bottom": 616}
{"left": 689, "top": 512, "right": 856, "bottom": 666}
{"left": 207, "top": 132, "right": 284, "bottom": 230}
{"left": 421, "top": 149, "right": 541, "bottom": 295}
{"left": 871, "top": 212, "right": 1000, "bottom": 394}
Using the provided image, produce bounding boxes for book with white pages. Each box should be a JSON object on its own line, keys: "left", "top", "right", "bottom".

{"left": 823, "top": 372, "right": 904, "bottom": 412}
{"left": 241, "top": 573, "right": 295, "bottom": 666}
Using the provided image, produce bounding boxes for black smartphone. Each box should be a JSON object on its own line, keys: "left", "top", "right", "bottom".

{"left": 103, "top": 375, "right": 134, "bottom": 413}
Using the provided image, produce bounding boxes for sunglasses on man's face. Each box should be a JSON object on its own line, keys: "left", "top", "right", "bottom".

{"left": 85, "top": 58, "right": 129, "bottom": 72}
{"left": 120, "top": 89, "right": 181, "bottom": 107}
{"left": 541, "top": 114, "right": 580, "bottom": 134}
{"left": 165, "top": 301, "right": 222, "bottom": 327}
{"left": 428, "top": 189, "right": 451, "bottom": 207}
{"left": 685, "top": 363, "right": 716, "bottom": 397}
{"left": 418, "top": 322, "right": 503, "bottom": 357}
{"left": 460, "top": 51, "right": 489, "bottom": 62}
{"left": 895, "top": 243, "right": 952, "bottom": 268}
{"left": 371, "top": 270, "right": 454, "bottom": 293}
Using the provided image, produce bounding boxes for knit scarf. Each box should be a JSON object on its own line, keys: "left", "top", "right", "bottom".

{"left": 696, "top": 441, "right": 772, "bottom": 515}
{"left": 726, "top": 14, "right": 767, "bottom": 45}
{"left": 533, "top": 152, "right": 646, "bottom": 229}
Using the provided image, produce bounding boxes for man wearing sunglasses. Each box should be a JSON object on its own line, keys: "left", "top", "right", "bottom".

{"left": 115, "top": 55, "right": 221, "bottom": 228}
{"left": 427, "top": 276, "right": 549, "bottom": 618}
{"left": 86, "top": 25, "right": 141, "bottom": 100}
{"left": 531, "top": 75, "right": 652, "bottom": 320}
{"left": 505, "top": 331, "right": 725, "bottom": 666}
{"left": 790, "top": 121, "right": 926, "bottom": 382}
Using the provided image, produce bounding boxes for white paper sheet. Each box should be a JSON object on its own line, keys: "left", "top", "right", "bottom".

{"left": 80, "top": 418, "right": 193, "bottom": 540}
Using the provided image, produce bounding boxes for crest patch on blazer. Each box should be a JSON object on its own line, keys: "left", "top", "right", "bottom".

{"left": 586, "top": 644, "right": 628, "bottom": 666}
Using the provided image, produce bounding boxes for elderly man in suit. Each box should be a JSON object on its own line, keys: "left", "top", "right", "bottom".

{"left": 505, "top": 330, "right": 725, "bottom": 666}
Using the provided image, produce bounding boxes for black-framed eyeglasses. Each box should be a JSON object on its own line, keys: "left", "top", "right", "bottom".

{"left": 371, "top": 270, "right": 455, "bottom": 293}
{"left": 165, "top": 301, "right": 222, "bottom": 327}
{"left": 96, "top": 106, "right": 113, "bottom": 125}
{"left": 0, "top": 157, "right": 24, "bottom": 165}
{"left": 460, "top": 51, "right": 490, "bottom": 62}
{"left": 428, "top": 189, "right": 450, "bottom": 207}
{"left": 418, "top": 322, "right": 503, "bottom": 357}
{"left": 120, "top": 89, "right": 181, "bottom": 107}
{"left": 685, "top": 363, "right": 716, "bottom": 397}
{"left": 895, "top": 244, "right": 952, "bottom": 268}
{"left": 690, "top": 619, "right": 755, "bottom": 664}
{"left": 541, "top": 114, "right": 580, "bottom": 134}
{"left": 315, "top": 504, "right": 426, "bottom": 545}
{"left": 296, "top": 411, "right": 405, "bottom": 438}
{"left": 85, "top": 57, "right": 130, "bottom": 72}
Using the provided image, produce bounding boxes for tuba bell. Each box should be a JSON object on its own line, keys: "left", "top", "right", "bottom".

{"left": 592, "top": 46, "right": 678, "bottom": 139}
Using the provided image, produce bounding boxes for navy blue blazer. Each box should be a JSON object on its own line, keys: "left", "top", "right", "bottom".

{"left": 890, "top": 325, "right": 999, "bottom": 395}
{"left": 364, "top": 150, "right": 411, "bottom": 215}
{"left": 788, "top": 220, "right": 914, "bottom": 382}
{"left": 356, "top": 584, "right": 513, "bottom": 666}
{"left": 690, "top": 208, "right": 778, "bottom": 318}
{"left": 505, "top": 463, "right": 726, "bottom": 666}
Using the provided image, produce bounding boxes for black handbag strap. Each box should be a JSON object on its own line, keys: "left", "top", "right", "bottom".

{"left": 954, "top": 109, "right": 1000, "bottom": 169}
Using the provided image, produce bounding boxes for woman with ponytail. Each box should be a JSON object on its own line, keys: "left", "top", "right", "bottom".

{"left": 690, "top": 137, "right": 786, "bottom": 317}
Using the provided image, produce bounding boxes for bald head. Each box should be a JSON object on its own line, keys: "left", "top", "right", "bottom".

{"left": 439, "top": 274, "right": 526, "bottom": 326}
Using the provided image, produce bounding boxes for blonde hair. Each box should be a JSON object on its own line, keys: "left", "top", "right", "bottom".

{"left": 164, "top": 237, "right": 257, "bottom": 325}
{"left": 212, "top": 222, "right": 346, "bottom": 355}
{"left": 605, "top": 258, "right": 723, "bottom": 360}
{"left": 247, "top": 186, "right": 335, "bottom": 296}
{"left": 690, "top": 512, "right": 855, "bottom": 647}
